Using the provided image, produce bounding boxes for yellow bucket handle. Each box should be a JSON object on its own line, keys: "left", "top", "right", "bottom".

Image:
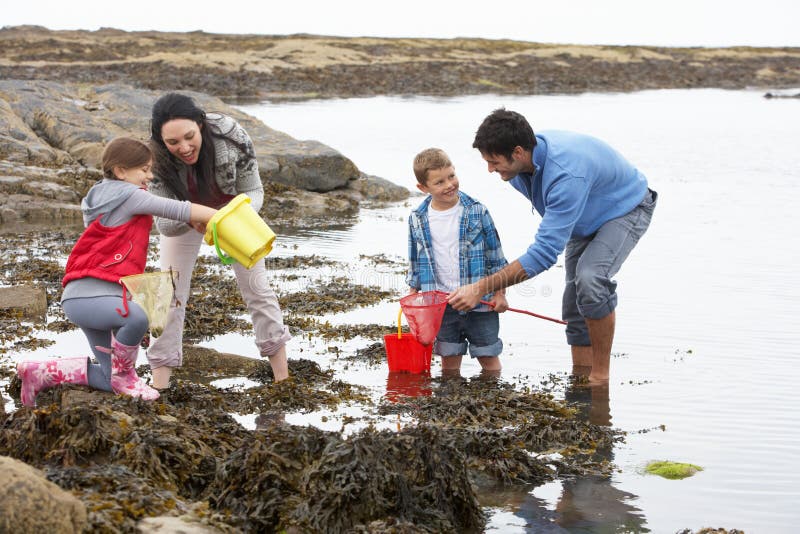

{"left": 396, "top": 308, "right": 403, "bottom": 339}
{"left": 211, "top": 222, "right": 236, "bottom": 266}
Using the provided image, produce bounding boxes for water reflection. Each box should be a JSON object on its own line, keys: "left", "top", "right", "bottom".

{"left": 509, "top": 382, "right": 649, "bottom": 533}
{"left": 384, "top": 371, "right": 432, "bottom": 404}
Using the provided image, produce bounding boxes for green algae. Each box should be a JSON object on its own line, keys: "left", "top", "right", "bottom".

{"left": 645, "top": 460, "right": 703, "bottom": 480}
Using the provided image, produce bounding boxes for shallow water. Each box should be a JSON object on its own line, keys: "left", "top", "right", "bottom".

{"left": 239, "top": 89, "right": 800, "bottom": 532}
{"left": 3, "top": 89, "right": 798, "bottom": 532}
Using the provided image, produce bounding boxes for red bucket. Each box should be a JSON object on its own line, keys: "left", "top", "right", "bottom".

{"left": 384, "top": 309, "right": 432, "bottom": 373}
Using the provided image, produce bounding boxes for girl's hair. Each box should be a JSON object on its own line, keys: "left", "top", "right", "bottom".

{"left": 149, "top": 92, "right": 250, "bottom": 202}
{"left": 101, "top": 137, "right": 153, "bottom": 179}
{"left": 413, "top": 148, "right": 452, "bottom": 185}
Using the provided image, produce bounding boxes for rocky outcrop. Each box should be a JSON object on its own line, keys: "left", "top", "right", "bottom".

{"left": 0, "top": 285, "right": 47, "bottom": 321}
{"left": 0, "top": 80, "right": 408, "bottom": 224}
{"left": 0, "top": 455, "right": 87, "bottom": 533}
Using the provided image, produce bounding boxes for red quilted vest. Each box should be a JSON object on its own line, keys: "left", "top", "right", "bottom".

{"left": 62, "top": 214, "right": 153, "bottom": 287}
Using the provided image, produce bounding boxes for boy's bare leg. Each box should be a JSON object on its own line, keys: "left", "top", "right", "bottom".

{"left": 441, "top": 355, "right": 462, "bottom": 377}
{"left": 585, "top": 311, "right": 615, "bottom": 383}
{"left": 152, "top": 366, "right": 172, "bottom": 389}
{"left": 268, "top": 345, "right": 289, "bottom": 382}
{"left": 477, "top": 356, "right": 502, "bottom": 378}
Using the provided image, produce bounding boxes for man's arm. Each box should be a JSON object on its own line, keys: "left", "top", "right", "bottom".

{"left": 448, "top": 260, "right": 528, "bottom": 311}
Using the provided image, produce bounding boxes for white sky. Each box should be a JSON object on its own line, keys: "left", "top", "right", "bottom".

{"left": 3, "top": 0, "right": 799, "bottom": 48}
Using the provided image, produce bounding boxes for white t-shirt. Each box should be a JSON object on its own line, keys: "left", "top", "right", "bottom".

{"left": 428, "top": 202, "right": 463, "bottom": 292}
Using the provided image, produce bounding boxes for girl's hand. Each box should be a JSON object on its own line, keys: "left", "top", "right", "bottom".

{"left": 191, "top": 222, "right": 207, "bottom": 234}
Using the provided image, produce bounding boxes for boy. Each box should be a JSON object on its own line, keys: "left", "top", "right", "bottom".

{"left": 406, "top": 148, "right": 508, "bottom": 375}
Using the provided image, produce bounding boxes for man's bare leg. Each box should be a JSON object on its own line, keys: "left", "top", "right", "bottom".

{"left": 571, "top": 345, "right": 593, "bottom": 377}
{"left": 585, "top": 311, "right": 615, "bottom": 383}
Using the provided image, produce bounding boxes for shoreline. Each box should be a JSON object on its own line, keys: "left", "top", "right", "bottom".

{"left": 2, "top": 26, "right": 800, "bottom": 101}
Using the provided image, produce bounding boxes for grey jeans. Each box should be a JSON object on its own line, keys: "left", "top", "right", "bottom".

{"left": 563, "top": 188, "right": 657, "bottom": 346}
{"left": 147, "top": 229, "right": 291, "bottom": 369}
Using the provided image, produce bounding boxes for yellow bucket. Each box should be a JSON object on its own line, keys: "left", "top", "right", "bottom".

{"left": 203, "top": 194, "right": 276, "bottom": 269}
{"left": 119, "top": 270, "right": 177, "bottom": 337}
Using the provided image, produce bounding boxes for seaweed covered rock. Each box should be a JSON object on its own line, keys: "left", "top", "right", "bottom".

{"left": 209, "top": 425, "right": 485, "bottom": 533}
{"left": 292, "top": 425, "right": 484, "bottom": 533}
{"left": 380, "top": 377, "right": 620, "bottom": 486}
{"left": 0, "top": 455, "right": 87, "bottom": 533}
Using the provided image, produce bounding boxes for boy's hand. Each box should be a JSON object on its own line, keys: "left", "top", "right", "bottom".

{"left": 448, "top": 283, "right": 482, "bottom": 311}
{"left": 490, "top": 292, "right": 509, "bottom": 313}
{"left": 408, "top": 287, "right": 419, "bottom": 295}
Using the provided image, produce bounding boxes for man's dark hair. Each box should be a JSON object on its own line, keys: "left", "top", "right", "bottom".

{"left": 472, "top": 108, "right": 536, "bottom": 160}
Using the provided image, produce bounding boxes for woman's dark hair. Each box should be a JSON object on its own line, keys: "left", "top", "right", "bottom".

{"left": 149, "top": 93, "right": 249, "bottom": 202}
{"left": 472, "top": 108, "right": 537, "bottom": 160}
{"left": 102, "top": 137, "right": 153, "bottom": 179}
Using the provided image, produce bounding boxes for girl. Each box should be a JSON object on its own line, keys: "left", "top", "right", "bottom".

{"left": 16, "top": 137, "right": 217, "bottom": 406}
{"left": 146, "top": 93, "right": 291, "bottom": 390}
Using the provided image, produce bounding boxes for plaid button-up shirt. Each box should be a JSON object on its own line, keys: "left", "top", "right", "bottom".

{"left": 406, "top": 191, "right": 507, "bottom": 310}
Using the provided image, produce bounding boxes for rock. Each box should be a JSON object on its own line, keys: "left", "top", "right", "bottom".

{"left": 763, "top": 91, "right": 800, "bottom": 98}
{"left": 0, "top": 79, "right": 409, "bottom": 222}
{"left": 136, "top": 515, "right": 225, "bottom": 533}
{"left": 0, "top": 456, "right": 87, "bottom": 533}
{"left": 0, "top": 95, "right": 71, "bottom": 164}
{"left": 348, "top": 172, "right": 410, "bottom": 202}
{"left": 173, "top": 345, "right": 261, "bottom": 384}
{"left": 0, "top": 285, "right": 47, "bottom": 321}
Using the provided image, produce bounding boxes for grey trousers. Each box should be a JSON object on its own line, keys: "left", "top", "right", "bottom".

{"left": 62, "top": 296, "right": 149, "bottom": 391}
{"left": 563, "top": 188, "right": 657, "bottom": 346}
{"left": 147, "top": 229, "right": 291, "bottom": 369}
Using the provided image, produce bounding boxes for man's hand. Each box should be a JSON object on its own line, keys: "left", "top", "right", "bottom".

{"left": 490, "top": 292, "right": 509, "bottom": 313}
{"left": 448, "top": 283, "right": 483, "bottom": 311}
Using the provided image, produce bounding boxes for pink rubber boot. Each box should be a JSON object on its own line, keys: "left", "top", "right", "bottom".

{"left": 16, "top": 357, "right": 88, "bottom": 407}
{"left": 97, "top": 335, "right": 159, "bottom": 401}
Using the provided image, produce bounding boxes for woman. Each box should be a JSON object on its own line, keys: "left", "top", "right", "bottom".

{"left": 147, "top": 93, "right": 291, "bottom": 389}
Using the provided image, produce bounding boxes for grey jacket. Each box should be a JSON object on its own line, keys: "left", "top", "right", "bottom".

{"left": 149, "top": 113, "right": 264, "bottom": 236}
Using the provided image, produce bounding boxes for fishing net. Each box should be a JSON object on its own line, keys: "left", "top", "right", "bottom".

{"left": 399, "top": 290, "right": 449, "bottom": 346}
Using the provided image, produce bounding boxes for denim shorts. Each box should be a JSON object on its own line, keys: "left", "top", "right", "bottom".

{"left": 434, "top": 305, "right": 503, "bottom": 358}
{"left": 563, "top": 188, "right": 657, "bottom": 346}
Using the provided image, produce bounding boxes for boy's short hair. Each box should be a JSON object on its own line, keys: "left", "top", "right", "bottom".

{"left": 413, "top": 148, "right": 452, "bottom": 185}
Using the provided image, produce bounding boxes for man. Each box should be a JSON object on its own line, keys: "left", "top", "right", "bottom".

{"left": 448, "top": 109, "right": 657, "bottom": 383}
